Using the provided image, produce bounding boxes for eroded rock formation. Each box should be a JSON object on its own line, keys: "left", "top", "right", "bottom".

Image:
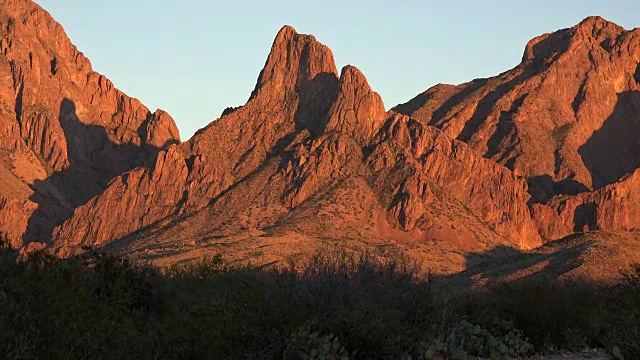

{"left": 52, "top": 24, "right": 543, "bottom": 259}
{"left": 0, "top": 0, "right": 179, "bottom": 247}
{"left": 395, "top": 16, "right": 640, "bottom": 196}
{"left": 1, "top": 1, "right": 639, "bottom": 272}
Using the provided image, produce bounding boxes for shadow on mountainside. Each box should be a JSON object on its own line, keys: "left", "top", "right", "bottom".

{"left": 579, "top": 90, "right": 640, "bottom": 189}
{"left": 457, "top": 31, "right": 571, "bottom": 151}
{"left": 22, "top": 98, "right": 169, "bottom": 245}
{"left": 293, "top": 71, "right": 340, "bottom": 137}
{"left": 292, "top": 42, "right": 340, "bottom": 137}
{"left": 444, "top": 234, "right": 594, "bottom": 289}
{"left": 526, "top": 174, "right": 590, "bottom": 204}
{"left": 396, "top": 31, "right": 573, "bottom": 171}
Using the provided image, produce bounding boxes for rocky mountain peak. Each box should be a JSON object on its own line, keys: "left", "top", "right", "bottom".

{"left": 47, "top": 22, "right": 547, "bottom": 262}
{"left": 249, "top": 25, "right": 338, "bottom": 104}
{"left": 325, "top": 65, "right": 387, "bottom": 145}
{"left": 0, "top": 0, "right": 180, "bottom": 248}
{"left": 141, "top": 109, "right": 180, "bottom": 149}
{"left": 574, "top": 15, "right": 625, "bottom": 36}
{"left": 522, "top": 16, "right": 626, "bottom": 65}
{"left": 3, "top": 6, "right": 640, "bottom": 279}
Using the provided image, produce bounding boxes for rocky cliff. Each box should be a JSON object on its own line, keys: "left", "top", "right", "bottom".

{"left": 396, "top": 16, "right": 640, "bottom": 243}
{"left": 396, "top": 17, "right": 640, "bottom": 195}
{"left": 2, "top": 1, "right": 639, "bottom": 273}
{"left": 52, "top": 23, "right": 542, "bottom": 266}
{"left": 0, "top": 0, "right": 179, "bottom": 248}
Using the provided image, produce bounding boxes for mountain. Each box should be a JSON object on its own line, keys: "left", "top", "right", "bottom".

{"left": 395, "top": 17, "right": 640, "bottom": 194}
{"left": 0, "top": 0, "right": 179, "bottom": 249}
{"left": 394, "top": 16, "right": 640, "bottom": 243}
{"left": 51, "top": 24, "right": 540, "bottom": 272}
{"left": 1, "top": 1, "right": 639, "bottom": 277}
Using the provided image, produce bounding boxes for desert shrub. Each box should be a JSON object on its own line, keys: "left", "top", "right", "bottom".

{"left": 472, "top": 282, "right": 608, "bottom": 351}
{"left": 1, "top": 246, "right": 640, "bottom": 359}
{"left": 551, "top": 123, "right": 574, "bottom": 144}
{"left": 603, "top": 265, "right": 640, "bottom": 358}
{"left": 0, "top": 248, "right": 158, "bottom": 360}
{"left": 285, "top": 323, "right": 349, "bottom": 360}
{"left": 417, "top": 319, "right": 532, "bottom": 359}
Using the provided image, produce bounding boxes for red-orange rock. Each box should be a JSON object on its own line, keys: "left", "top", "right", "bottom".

{"left": 395, "top": 16, "right": 640, "bottom": 195}
{"left": 325, "top": 65, "right": 387, "bottom": 145}
{"left": 0, "top": 0, "right": 180, "bottom": 247}
{"left": 53, "top": 26, "right": 542, "bottom": 258}
{"left": 367, "top": 113, "right": 541, "bottom": 249}
{"left": 532, "top": 168, "right": 640, "bottom": 241}
{"left": 53, "top": 24, "right": 342, "bottom": 253}
{"left": 395, "top": 16, "right": 640, "bottom": 247}
{"left": 53, "top": 145, "right": 189, "bottom": 255}
{"left": 0, "top": 195, "right": 34, "bottom": 248}
{"left": 2, "top": 2, "right": 639, "bottom": 273}
{"left": 181, "top": 25, "right": 340, "bottom": 210}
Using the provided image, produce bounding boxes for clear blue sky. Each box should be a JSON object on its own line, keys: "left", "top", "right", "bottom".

{"left": 36, "top": 1, "right": 640, "bottom": 140}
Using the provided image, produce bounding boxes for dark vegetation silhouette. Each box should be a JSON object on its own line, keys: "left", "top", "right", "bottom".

{"left": 1, "top": 234, "right": 638, "bottom": 359}
{"left": 22, "top": 98, "right": 169, "bottom": 244}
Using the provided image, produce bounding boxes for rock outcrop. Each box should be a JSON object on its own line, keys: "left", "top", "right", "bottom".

{"left": 325, "top": 65, "right": 386, "bottom": 145}
{"left": 53, "top": 24, "right": 343, "bottom": 254}
{"left": 52, "top": 25, "right": 542, "bottom": 261}
{"left": 395, "top": 16, "right": 640, "bottom": 196}
{"left": 2, "top": 1, "right": 639, "bottom": 273}
{"left": 0, "top": 0, "right": 179, "bottom": 247}
{"left": 396, "top": 16, "right": 640, "bottom": 244}
{"left": 367, "top": 113, "right": 541, "bottom": 249}
{"left": 532, "top": 168, "right": 640, "bottom": 241}
{"left": 53, "top": 145, "right": 189, "bottom": 254}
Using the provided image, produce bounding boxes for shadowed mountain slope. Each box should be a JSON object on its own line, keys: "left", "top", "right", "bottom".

{"left": 396, "top": 17, "right": 640, "bottom": 196}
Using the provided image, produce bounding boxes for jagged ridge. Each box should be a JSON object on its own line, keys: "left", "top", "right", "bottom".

{"left": 395, "top": 16, "right": 640, "bottom": 242}
{"left": 1, "top": 3, "right": 637, "bottom": 275}
{"left": 0, "top": 0, "right": 180, "bottom": 248}
{"left": 53, "top": 24, "right": 542, "bottom": 271}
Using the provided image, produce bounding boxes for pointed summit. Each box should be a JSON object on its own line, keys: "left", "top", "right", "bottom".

{"left": 250, "top": 25, "right": 338, "bottom": 103}
{"left": 142, "top": 109, "right": 181, "bottom": 149}
{"left": 325, "top": 65, "right": 386, "bottom": 145}
{"left": 274, "top": 24, "right": 301, "bottom": 42}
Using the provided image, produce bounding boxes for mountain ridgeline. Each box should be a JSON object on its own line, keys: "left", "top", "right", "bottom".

{"left": 1, "top": 0, "right": 639, "bottom": 275}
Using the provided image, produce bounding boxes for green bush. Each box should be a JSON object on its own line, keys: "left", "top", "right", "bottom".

{"left": 605, "top": 265, "right": 640, "bottom": 358}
